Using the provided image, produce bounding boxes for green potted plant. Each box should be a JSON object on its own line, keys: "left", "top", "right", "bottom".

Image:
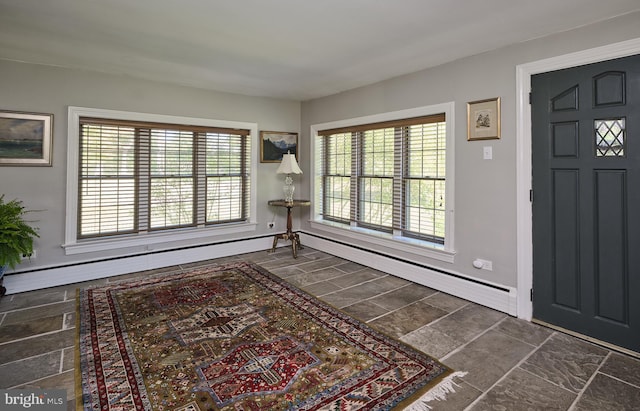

{"left": 0, "top": 195, "right": 39, "bottom": 296}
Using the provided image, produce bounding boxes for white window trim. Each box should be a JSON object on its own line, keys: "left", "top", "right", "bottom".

{"left": 310, "top": 102, "right": 455, "bottom": 261}
{"left": 64, "top": 106, "right": 258, "bottom": 255}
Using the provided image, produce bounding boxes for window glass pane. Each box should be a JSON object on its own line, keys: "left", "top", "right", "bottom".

{"left": 150, "top": 178, "right": 194, "bottom": 228}
{"left": 324, "top": 176, "right": 350, "bottom": 221}
{"left": 407, "top": 123, "right": 446, "bottom": 178}
{"left": 327, "top": 133, "right": 351, "bottom": 175}
{"left": 595, "top": 118, "right": 625, "bottom": 157}
{"left": 404, "top": 179, "right": 445, "bottom": 242}
{"left": 362, "top": 128, "right": 394, "bottom": 176}
{"left": 151, "top": 129, "right": 193, "bottom": 176}
{"left": 359, "top": 177, "right": 393, "bottom": 229}
{"left": 206, "top": 176, "right": 243, "bottom": 222}
{"left": 80, "top": 179, "right": 135, "bottom": 235}
{"left": 206, "top": 133, "right": 243, "bottom": 174}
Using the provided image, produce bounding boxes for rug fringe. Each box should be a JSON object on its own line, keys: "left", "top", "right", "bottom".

{"left": 405, "top": 371, "right": 468, "bottom": 410}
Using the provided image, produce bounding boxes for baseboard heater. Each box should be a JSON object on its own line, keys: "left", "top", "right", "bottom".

{"left": 3, "top": 235, "right": 277, "bottom": 295}
{"left": 299, "top": 231, "right": 517, "bottom": 316}
{"left": 4, "top": 231, "right": 518, "bottom": 316}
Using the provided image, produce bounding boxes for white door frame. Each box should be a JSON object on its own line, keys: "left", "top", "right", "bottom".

{"left": 516, "top": 37, "right": 640, "bottom": 321}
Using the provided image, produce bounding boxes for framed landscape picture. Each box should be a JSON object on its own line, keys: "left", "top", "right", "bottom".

{"left": 0, "top": 110, "right": 53, "bottom": 166}
{"left": 467, "top": 97, "right": 501, "bottom": 141}
{"left": 260, "top": 131, "right": 298, "bottom": 163}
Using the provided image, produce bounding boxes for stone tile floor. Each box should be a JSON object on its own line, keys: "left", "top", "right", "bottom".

{"left": 1, "top": 246, "right": 639, "bottom": 410}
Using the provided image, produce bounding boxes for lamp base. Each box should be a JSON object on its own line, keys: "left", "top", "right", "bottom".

{"left": 283, "top": 175, "right": 294, "bottom": 203}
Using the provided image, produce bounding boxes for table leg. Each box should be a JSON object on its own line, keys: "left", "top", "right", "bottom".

{"left": 267, "top": 205, "right": 302, "bottom": 258}
{"left": 292, "top": 234, "right": 298, "bottom": 258}
{"left": 270, "top": 234, "right": 280, "bottom": 253}
{"left": 296, "top": 233, "right": 304, "bottom": 251}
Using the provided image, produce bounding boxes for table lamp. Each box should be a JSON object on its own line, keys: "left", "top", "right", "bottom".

{"left": 276, "top": 151, "right": 302, "bottom": 203}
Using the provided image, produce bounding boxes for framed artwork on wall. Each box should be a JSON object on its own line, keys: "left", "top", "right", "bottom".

{"left": 467, "top": 97, "right": 501, "bottom": 141}
{"left": 260, "top": 131, "right": 298, "bottom": 163}
{"left": 0, "top": 110, "right": 53, "bottom": 166}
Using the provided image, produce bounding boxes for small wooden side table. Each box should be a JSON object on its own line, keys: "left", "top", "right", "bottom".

{"left": 268, "top": 199, "right": 311, "bottom": 258}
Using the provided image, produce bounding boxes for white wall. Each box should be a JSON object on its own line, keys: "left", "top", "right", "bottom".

{"left": 0, "top": 61, "right": 300, "bottom": 271}
{"left": 299, "top": 12, "right": 640, "bottom": 289}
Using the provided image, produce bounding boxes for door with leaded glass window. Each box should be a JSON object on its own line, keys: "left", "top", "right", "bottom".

{"left": 531, "top": 54, "right": 640, "bottom": 353}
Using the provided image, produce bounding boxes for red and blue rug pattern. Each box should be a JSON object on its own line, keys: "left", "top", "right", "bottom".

{"left": 76, "top": 262, "right": 451, "bottom": 410}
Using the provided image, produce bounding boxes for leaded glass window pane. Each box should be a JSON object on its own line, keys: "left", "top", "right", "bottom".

{"left": 595, "top": 118, "right": 625, "bottom": 157}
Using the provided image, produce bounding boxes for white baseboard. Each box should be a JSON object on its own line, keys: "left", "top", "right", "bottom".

{"left": 300, "top": 233, "right": 517, "bottom": 316}
{"left": 3, "top": 237, "right": 274, "bottom": 295}
{"left": 4, "top": 233, "right": 518, "bottom": 316}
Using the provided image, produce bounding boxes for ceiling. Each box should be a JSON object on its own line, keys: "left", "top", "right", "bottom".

{"left": 1, "top": 0, "right": 639, "bottom": 101}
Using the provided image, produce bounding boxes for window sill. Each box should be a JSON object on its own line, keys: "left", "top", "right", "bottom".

{"left": 62, "top": 222, "right": 258, "bottom": 255}
{"left": 309, "top": 220, "right": 455, "bottom": 263}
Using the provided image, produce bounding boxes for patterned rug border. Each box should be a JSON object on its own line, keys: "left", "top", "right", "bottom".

{"left": 74, "top": 288, "right": 82, "bottom": 411}
{"left": 75, "top": 261, "right": 455, "bottom": 410}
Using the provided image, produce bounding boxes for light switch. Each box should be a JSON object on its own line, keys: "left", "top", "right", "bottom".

{"left": 483, "top": 146, "right": 493, "bottom": 160}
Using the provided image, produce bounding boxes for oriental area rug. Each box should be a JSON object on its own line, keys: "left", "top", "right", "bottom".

{"left": 76, "top": 261, "right": 455, "bottom": 410}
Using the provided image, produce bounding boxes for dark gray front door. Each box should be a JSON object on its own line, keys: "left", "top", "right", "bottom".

{"left": 532, "top": 54, "right": 640, "bottom": 353}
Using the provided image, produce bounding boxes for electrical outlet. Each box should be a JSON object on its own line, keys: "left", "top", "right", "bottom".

{"left": 479, "top": 259, "right": 492, "bottom": 270}
{"left": 21, "top": 250, "right": 36, "bottom": 260}
{"left": 473, "top": 258, "right": 492, "bottom": 270}
{"left": 267, "top": 222, "right": 274, "bottom": 229}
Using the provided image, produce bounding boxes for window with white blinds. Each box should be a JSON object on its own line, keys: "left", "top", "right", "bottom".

{"left": 78, "top": 117, "right": 251, "bottom": 239}
{"left": 317, "top": 114, "right": 446, "bottom": 244}
{"left": 322, "top": 132, "right": 352, "bottom": 223}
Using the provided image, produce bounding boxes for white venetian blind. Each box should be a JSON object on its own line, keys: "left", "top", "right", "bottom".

{"left": 318, "top": 113, "right": 446, "bottom": 243}
{"left": 79, "top": 122, "right": 137, "bottom": 237}
{"left": 149, "top": 128, "right": 194, "bottom": 229}
{"left": 202, "top": 131, "right": 249, "bottom": 223}
{"left": 322, "top": 132, "right": 352, "bottom": 223}
{"left": 78, "top": 117, "right": 250, "bottom": 239}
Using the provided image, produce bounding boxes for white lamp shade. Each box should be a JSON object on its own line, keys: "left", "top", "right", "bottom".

{"left": 276, "top": 152, "right": 302, "bottom": 175}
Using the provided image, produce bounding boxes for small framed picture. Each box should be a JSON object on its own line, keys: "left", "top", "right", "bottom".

{"left": 467, "top": 97, "right": 500, "bottom": 141}
{"left": 260, "top": 131, "right": 298, "bottom": 163}
{"left": 0, "top": 110, "right": 53, "bottom": 166}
